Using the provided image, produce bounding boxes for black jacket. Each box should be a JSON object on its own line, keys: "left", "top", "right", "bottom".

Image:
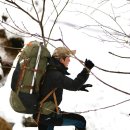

{"left": 39, "top": 57, "right": 89, "bottom": 105}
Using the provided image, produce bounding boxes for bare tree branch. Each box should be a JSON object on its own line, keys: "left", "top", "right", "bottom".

{"left": 75, "top": 98, "right": 130, "bottom": 114}
{"left": 109, "top": 52, "right": 130, "bottom": 59}
{"left": 5, "top": 0, "right": 38, "bottom": 23}
{"left": 47, "top": 0, "right": 70, "bottom": 44}
{"left": 95, "top": 65, "right": 130, "bottom": 74}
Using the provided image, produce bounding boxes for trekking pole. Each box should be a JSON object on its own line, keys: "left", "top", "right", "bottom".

{"left": 30, "top": 43, "right": 42, "bottom": 94}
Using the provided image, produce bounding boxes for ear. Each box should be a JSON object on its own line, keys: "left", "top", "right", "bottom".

{"left": 59, "top": 58, "right": 64, "bottom": 64}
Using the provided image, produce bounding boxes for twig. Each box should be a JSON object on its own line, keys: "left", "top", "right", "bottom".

{"left": 109, "top": 52, "right": 130, "bottom": 59}
{"left": 95, "top": 65, "right": 130, "bottom": 74}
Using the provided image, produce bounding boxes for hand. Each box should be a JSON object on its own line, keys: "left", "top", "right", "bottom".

{"left": 79, "top": 84, "right": 93, "bottom": 92}
{"left": 85, "top": 59, "right": 94, "bottom": 70}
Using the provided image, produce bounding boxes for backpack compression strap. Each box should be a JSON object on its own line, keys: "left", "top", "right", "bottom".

{"left": 16, "top": 59, "right": 28, "bottom": 94}
{"left": 35, "top": 88, "right": 59, "bottom": 124}
{"left": 30, "top": 43, "right": 42, "bottom": 94}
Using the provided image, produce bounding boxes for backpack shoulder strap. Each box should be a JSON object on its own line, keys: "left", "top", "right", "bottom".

{"left": 39, "top": 88, "right": 57, "bottom": 106}
{"left": 35, "top": 88, "right": 58, "bottom": 124}
{"left": 53, "top": 91, "right": 59, "bottom": 113}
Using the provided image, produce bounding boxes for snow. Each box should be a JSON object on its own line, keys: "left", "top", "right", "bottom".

{"left": 0, "top": 0, "right": 130, "bottom": 130}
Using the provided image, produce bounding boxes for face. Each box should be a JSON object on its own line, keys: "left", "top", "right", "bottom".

{"left": 60, "top": 57, "right": 70, "bottom": 67}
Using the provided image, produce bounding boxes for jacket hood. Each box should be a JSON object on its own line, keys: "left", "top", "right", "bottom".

{"left": 47, "top": 57, "right": 70, "bottom": 75}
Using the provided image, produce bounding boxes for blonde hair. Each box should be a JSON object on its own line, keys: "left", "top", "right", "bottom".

{"left": 52, "top": 47, "right": 76, "bottom": 58}
{"left": 0, "top": 117, "right": 12, "bottom": 130}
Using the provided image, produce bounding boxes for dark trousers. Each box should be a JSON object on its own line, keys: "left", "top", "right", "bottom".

{"left": 37, "top": 112, "right": 86, "bottom": 130}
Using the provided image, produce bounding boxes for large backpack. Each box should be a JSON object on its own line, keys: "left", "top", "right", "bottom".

{"left": 9, "top": 40, "right": 52, "bottom": 114}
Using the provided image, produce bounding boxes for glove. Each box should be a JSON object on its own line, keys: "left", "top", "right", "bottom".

{"left": 79, "top": 84, "right": 93, "bottom": 92}
{"left": 85, "top": 59, "right": 94, "bottom": 70}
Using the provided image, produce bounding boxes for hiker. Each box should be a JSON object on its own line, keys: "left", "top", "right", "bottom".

{"left": 33, "top": 47, "right": 94, "bottom": 130}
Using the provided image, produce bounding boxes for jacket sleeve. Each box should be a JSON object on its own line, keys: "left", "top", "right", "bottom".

{"left": 62, "top": 68, "right": 89, "bottom": 91}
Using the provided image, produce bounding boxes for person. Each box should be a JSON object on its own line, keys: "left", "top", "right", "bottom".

{"left": 33, "top": 47, "right": 94, "bottom": 130}
{"left": 0, "top": 116, "right": 12, "bottom": 130}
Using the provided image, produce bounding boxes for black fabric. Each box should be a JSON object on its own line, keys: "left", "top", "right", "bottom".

{"left": 79, "top": 84, "right": 93, "bottom": 92}
{"left": 36, "top": 113, "right": 63, "bottom": 126}
{"left": 11, "top": 61, "right": 20, "bottom": 91}
{"left": 48, "top": 57, "right": 70, "bottom": 75}
{"left": 78, "top": 68, "right": 89, "bottom": 78}
{"left": 19, "top": 92, "right": 39, "bottom": 114}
